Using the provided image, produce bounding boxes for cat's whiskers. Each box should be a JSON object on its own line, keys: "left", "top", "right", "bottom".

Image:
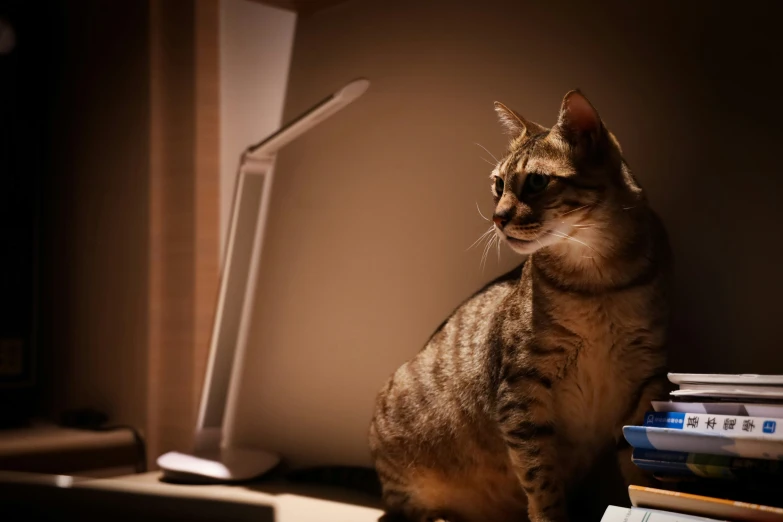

{"left": 546, "top": 230, "right": 596, "bottom": 252}
{"left": 569, "top": 223, "right": 600, "bottom": 230}
{"left": 466, "top": 226, "right": 495, "bottom": 251}
{"left": 481, "top": 234, "right": 498, "bottom": 271}
{"left": 480, "top": 235, "right": 492, "bottom": 267}
{"left": 486, "top": 236, "right": 497, "bottom": 270}
{"left": 474, "top": 142, "right": 500, "bottom": 164}
{"left": 479, "top": 156, "right": 497, "bottom": 168}
{"left": 560, "top": 204, "right": 591, "bottom": 217}
{"left": 480, "top": 237, "right": 490, "bottom": 270}
{"left": 476, "top": 202, "right": 490, "bottom": 222}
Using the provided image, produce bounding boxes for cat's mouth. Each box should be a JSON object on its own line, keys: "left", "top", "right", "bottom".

{"left": 501, "top": 229, "right": 554, "bottom": 253}
{"left": 504, "top": 236, "right": 534, "bottom": 245}
{"left": 503, "top": 228, "right": 546, "bottom": 245}
{"left": 502, "top": 224, "right": 580, "bottom": 254}
{"left": 502, "top": 234, "right": 540, "bottom": 254}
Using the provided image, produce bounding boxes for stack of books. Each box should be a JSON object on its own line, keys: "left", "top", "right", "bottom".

{"left": 600, "top": 373, "right": 783, "bottom": 521}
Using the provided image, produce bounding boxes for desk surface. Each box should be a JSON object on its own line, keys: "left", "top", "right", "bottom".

{"left": 0, "top": 469, "right": 385, "bottom": 522}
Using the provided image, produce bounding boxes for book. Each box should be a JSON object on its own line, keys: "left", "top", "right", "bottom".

{"left": 668, "top": 374, "right": 783, "bottom": 386}
{"left": 600, "top": 505, "right": 723, "bottom": 521}
{"left": 652, "top": 400, "right": 783, "bottom": 418}
{"left": 643, "top": 411, "right": 783, "bottom": 438}
{"left": 666, "top": 395, "right": 783, "bottom": 405}
{"left": 628, "top": 485, "right": 783, "bottom": 521}
{"left": 631, "top": 448, "right": 783, "bottom": 480}
{"left": 671, "top": 384, "right": 783, "bottom": 400}
{"left": 622, "top": 425, "right": 783, "bottom": 460}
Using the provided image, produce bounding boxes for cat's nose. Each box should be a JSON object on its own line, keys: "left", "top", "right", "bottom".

{"left": 493, "top": 214, "right": 510, "bottom": 229}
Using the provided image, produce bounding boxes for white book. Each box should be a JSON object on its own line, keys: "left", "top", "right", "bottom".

{"left": 629, "top": 486, "right": 783, "bottom": 522}
{"left": 600, "top": 505, "right": 723, "bottom": 522}
{"left": 652, "top": 401, "right": 783, "bottom": 418}
{"left": 668, "top": 374, "right": 783, "bottom": 386}
{"left": 671, "top": 384, "right": 783, "bottom": 399}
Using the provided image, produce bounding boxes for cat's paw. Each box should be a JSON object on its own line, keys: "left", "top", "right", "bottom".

{"left": 530, "top": 516, "right": 569, "bottom": 522}
{"left": 529, "top": 508, "right": 569, "bottom": 522}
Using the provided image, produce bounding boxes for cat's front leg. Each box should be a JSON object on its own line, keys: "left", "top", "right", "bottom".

{"left": 497, "top": 364, "right": 568, "bottom": 522}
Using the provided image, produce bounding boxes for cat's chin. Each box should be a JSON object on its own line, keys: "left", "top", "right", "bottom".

{"left": 503, "top": 236, "right": 541, "bottom": 255}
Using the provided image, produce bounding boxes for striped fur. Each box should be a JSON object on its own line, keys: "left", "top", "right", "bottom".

{"left": 369, "top": 90, "right": 672, "bottom": 522}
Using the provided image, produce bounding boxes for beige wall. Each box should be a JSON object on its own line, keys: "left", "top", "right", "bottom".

{"left": 231, "top": 0, "right": 783, "bottom": 467}
{"left": 219, "top": 0, "right": 296, "bottom": 258}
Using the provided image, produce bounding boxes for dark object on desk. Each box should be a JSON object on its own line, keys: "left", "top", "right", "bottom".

{"left": 60, "top": 408, "right": 109, "bottom": 429}
{"left": 59, "top": 408, "right": 147, "bottom": 474}
{"left": 0, "top": 421, "right": 141, "bottom": 476}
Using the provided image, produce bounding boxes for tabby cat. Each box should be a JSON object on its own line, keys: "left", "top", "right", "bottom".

{"left": 368, "top": 90, "right": 672, "bottom": 522}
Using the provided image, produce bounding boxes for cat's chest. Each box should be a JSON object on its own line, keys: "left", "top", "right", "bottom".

{"left": 537, "top": 291, "right": 661, "bottom": 437}
{"left": 542, "top": 289, "right": 656, "bottom": 353}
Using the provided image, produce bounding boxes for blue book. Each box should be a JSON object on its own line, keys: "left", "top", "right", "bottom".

{"left": 643, "top": 411, "right": 783, "bottom": 437}
{"left": 623, "top": 425, "right": 783, "bottom": 461}
{"left": 631, "top": 448, "right": 783, "bottom": 480}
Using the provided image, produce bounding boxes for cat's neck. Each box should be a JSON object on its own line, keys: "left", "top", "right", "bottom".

{"left": 531, "top": 207, "right": 658, "bottom": 293}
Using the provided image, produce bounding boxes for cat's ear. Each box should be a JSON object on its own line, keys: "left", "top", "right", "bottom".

{"left": 556, "top": 90, "right": 603, "bottom": 146}
{"left": 608, "top": 130, "right": 622, "bottom": 152}
{"left": 494, "top": 101, "right": 545, "bottom": 137}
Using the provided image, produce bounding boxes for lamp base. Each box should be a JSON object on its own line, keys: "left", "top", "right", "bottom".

{"left": 157, "top": 447, "right": 280, "bottom": 483}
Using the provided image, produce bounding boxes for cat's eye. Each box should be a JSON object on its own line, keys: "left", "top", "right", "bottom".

{"left": 494, "top": 177, "right": 504, "bottom": 196}
{"left": 524, "top": 173, "right": 550, "bottom": 194}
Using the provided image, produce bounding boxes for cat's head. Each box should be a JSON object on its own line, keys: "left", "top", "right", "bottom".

{"left": 490, "top": 90, "right": 643, "bottom": 256}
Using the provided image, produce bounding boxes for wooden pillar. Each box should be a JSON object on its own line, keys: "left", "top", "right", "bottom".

{"left": 148, "top": 0, "right": 219, "bottom": 469}
{"left": 193, "top": 0, "right": 221, "bottom": 428}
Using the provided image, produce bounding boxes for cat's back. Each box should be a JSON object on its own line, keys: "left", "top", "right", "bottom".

{"left": 423, "top": 262, "right": 524, "bottom": 352}
{"left": 370, "top": 264, "right": 524, "bottom": 458}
